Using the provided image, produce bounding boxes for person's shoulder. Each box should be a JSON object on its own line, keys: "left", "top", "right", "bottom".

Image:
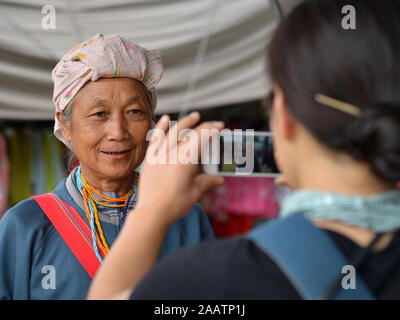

{"left": 4, "top": 175, "right": 68, "bottom": 221}
{"left": 178, "top": 202, "right": 210, "bottom": 226}
{"left": 174, "top": 202, "right": 215, "bottom": 240}
{"left": 51, "top": 177, "right": 71, "bottom": 203}
{"left": 185, "top": 202, "right": 205, "bottom": 216}
{"left": 0, "top": 194, "right": 56, "bottom": 234}
{"left": 1, "top": 176, "right": 68, "bottom": 219}
{"left": 169, "top": 235, "right": 249, "bottom": 261}
{"left": 131, "top": 237, "right": 259, "bottom": 299}
{"left": 1, "top": 198, "right": 43, "bottom": 226}
{"left": 132, "top": 235, "right": 302, "bottom": 299}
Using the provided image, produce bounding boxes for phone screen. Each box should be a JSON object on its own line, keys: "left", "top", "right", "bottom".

{"left": 203, "top": 130, "right": 280, "bottom": 177}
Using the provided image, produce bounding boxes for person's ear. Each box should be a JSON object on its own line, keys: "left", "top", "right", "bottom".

{"left": 56, "top": 111, "right": 72, "bottom": 142}
{"left": 272, "top": 85, "right": 296, "bottom": 141}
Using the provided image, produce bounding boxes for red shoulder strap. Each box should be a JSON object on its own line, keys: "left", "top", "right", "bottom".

{"left": 32, "top": 193, "right": 103, "bottom": 279}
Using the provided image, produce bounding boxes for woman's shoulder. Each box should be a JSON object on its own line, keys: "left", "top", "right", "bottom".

{"left": 177, "top": 202, "right": 208, "bottom": 224}
{"left": 132, "top": 236, "right": 300, "bottom": 299}
{"left": 0, "top": 177, "right": 69, "bottom": 235}
{"left": 173, "top": 202, "right": 215, "bottom": 240}
{"left": 0, "top": 198, "right": 48, "bottom": 230}
{"left": 0, "top": 179, "right": 67, "bottom": 227}
{"left": 184, "top": 202, "right": 205, "bottom": 215}
{"left": 0, "top": 197, "right": 56, "bottom": 262}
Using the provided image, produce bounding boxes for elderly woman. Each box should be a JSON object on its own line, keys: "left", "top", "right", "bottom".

{"left": 0, "top": 34, "right": 215, "bottom": 300}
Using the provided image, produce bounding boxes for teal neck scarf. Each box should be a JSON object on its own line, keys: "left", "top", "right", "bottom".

{"left": 280, "top": 189, "right": 400, "bottom": 232}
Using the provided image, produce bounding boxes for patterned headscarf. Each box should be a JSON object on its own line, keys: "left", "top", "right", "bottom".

{"left": 52, "top": 33, "right": 163, "bottom": 147}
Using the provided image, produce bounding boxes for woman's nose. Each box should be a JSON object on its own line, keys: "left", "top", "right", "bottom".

{"left": 107, "top": 116, "right": 129, "bottom": 141}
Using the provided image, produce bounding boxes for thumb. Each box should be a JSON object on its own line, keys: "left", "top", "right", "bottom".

{"left": 193, "top": 173, "right": 225, "bottom": 197}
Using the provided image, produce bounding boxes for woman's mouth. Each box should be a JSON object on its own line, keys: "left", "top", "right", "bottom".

{"left": 101, "top": 149, "right": 132, "bottom": 159}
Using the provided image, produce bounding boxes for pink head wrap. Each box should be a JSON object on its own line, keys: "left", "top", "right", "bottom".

{"left": 52, "top": 33, "right": 163, "bottom": 147}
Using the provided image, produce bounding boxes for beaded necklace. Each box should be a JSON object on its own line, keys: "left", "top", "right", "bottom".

{"left": 75, "top": 166, "right": 138, "bottom": 263}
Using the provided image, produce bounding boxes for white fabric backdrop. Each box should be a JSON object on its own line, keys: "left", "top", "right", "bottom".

{"left": 0, "top": 0, "right": 298, "bottom": 120}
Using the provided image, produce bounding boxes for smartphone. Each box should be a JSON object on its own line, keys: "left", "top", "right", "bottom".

{"left": 202, "top": 130, "right": 281, "bottom": 177}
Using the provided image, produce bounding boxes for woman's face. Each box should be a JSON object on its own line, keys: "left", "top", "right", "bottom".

{"left": 62, "top": 77, "right": 152, "bottom": 184}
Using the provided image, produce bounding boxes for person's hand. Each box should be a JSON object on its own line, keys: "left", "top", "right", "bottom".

{"left": 134, "top": 112, "right": 225, "bottom": 227}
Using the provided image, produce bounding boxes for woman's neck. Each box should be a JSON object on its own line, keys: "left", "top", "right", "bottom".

{"left": 293, "top": 137, "right": 397, "bottom": 249}
{"left": 78, "top": 166, "right": 136, "bottom": 197}
{"left": 298, "top": 161, "right": 394, "bottom": 196}
{"left": 294, "top": 135, "right": 395, "bottom": 196}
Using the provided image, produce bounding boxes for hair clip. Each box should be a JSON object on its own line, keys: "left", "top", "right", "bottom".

{"left": 315, "top": 94, "right": 362, "bottom": 117}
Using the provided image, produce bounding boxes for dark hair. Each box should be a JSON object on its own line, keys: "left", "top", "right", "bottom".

{"left": 268, "top": 0, "right": 400, "bottom": 183}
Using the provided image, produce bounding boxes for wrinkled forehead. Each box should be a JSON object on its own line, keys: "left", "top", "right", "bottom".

{"left": 75, "top": 77, "right": 152, "bottom": 109}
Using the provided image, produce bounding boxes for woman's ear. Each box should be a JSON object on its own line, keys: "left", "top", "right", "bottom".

{"left": 272, "top": 85, "right": 296, "bottom": 141}
{"left": 56, "top": 111, "right": 72, "bottom": 142}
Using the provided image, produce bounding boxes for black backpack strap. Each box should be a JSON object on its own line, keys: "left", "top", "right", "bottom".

{"left": 246, "top": 214, "right": 375, "bottom": 300}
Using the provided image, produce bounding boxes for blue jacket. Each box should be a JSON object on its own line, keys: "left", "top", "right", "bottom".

{"left": 0, "top": 173, "right": 214, "bottom": 300}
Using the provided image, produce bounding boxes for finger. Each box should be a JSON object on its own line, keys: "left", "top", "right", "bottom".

{"left": 163, "top": 112, "right": 202, "bottom": 153}
{"left": 193, "top": 173, "right": 225, "bottom": 197}
{"left": 155, "top": 114, "right": 171, "bottom": 132}
{"left": 176, "top": 111, "right": 201, "bottom": 133}
{"left": 168, "top": 111, "right": 201, "bottom": 136}
{"left": 164, "top": 119, "right": 225, "bottom": 166}
{"left": 189, "top": 121, "right": 225, "bottom": 157}
{"left": 146, "top": 114, "right": 170, "bottom": 151}
{"left": 173, "top": 120, "right": 225, "bottom": 167}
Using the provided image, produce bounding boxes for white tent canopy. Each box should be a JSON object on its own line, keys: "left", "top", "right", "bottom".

{"left": 0, "top": 0, "right": 297, "bottom": 120}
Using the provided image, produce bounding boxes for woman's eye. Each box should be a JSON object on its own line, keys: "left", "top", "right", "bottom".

{"left": 93, "top": 111, "right": 105, "bottom": 117}
{"left": 128, "top": 109, "right": 143, "bottom": 115}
